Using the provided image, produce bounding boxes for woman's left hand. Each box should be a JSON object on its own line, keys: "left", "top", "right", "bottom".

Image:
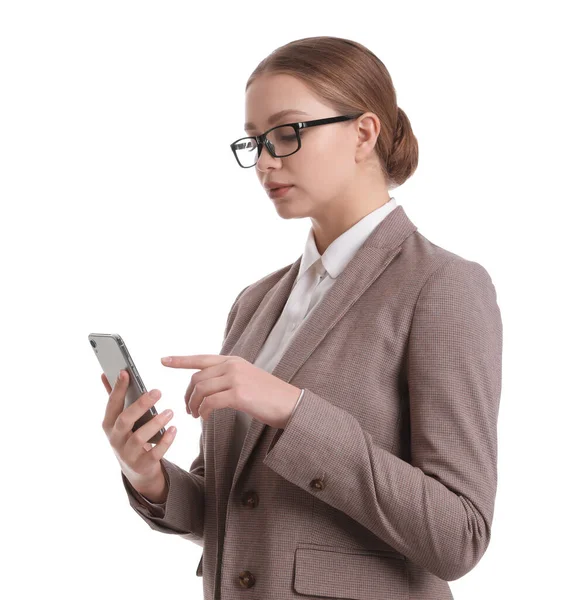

{"left": 160, "top": 354, "right": 302, "bottom": 429}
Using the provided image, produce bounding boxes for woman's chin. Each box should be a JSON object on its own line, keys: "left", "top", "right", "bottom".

{"left": 272, "top": 197, "right": 307, "bottom": 218}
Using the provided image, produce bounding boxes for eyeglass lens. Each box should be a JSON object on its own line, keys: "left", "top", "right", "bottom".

{"left": 233, "top": 125, "right": 298, "bottom": 167}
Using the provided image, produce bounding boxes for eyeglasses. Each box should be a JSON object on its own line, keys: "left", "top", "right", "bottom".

{"left": 230, "top": 114, "right": 364, "bottom": 169}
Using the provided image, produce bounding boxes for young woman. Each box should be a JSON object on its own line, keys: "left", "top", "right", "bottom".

{"left": 102, "top": 36, "right": 503, "bottom": 600}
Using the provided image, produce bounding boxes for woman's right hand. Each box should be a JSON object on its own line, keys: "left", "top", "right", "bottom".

{"left": 101, "top": 369, "right": 177, "bottom": 487}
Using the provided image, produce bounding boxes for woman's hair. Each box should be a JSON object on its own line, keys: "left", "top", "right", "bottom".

{"left": 246, "top": 36, "right": 418, "bottom": 190}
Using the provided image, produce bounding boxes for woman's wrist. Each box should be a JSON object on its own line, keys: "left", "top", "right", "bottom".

{"left": 130, "top": 467, "right": 169, "bottom": 504}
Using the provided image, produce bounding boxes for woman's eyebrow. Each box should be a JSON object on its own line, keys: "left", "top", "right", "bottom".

{"left": 244, "top": 109, "right": 310, "bottom": 132}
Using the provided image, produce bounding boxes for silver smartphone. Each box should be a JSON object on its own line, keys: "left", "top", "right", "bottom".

{"left": 88, "top": 333, "right": 165, "bottom": 444}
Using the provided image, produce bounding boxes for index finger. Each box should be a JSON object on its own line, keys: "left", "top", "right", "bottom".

{"left": 101, "top": 372, "right": 113, "bottom": 395}
{"left": 102, "top": 370, "right": 131, "bottom": 430}
{"left": 161, "top": 354, "right": 227, "bottom": 369}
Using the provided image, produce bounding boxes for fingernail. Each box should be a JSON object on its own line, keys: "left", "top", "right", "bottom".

{"left": 149, "top": 389, "right": 161, "bottom": 400}
{"left": 161, "top": 357, "right": 172, "bottom": 364}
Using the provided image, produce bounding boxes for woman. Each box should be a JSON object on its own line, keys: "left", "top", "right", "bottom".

{"left": 102, "top": 36, "right": 503, "bottom": 600}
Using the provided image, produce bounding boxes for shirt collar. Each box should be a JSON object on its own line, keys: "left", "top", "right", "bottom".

{"left": 298, "top": 195, "right": 398, "bottom": 281}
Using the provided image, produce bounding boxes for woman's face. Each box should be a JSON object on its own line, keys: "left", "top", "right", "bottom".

{"left": 244, "top": 73, "right": 365, "bottom": 220}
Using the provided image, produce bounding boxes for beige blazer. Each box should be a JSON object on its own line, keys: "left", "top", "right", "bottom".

{"left": 122, "top": 204, "right": 503, "bottom": 600}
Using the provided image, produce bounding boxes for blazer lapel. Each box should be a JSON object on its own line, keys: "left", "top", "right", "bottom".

{"left": 213, "top": 204, "right": 417, "bottom": 499}
{"left": 212, "top": 257, "right": 302, "bottom": 512}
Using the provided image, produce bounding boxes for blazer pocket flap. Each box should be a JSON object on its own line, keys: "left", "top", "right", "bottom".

{"left": 293, "top": 545, "right": 408, "bottom": 600}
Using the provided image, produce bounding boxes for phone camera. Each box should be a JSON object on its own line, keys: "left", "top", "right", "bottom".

{"left": 90, "top": 340, "right": 96, "bottom": 348}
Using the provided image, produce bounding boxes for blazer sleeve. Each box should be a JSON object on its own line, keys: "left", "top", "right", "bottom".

{"left": 121, "top": 433, "right": 205, "bottom": 545}
{"left": 120, "top": 284, "right": 250, "bottom": 544}
{"left": 263, "top": 258, "right": 503, "bottom": 581}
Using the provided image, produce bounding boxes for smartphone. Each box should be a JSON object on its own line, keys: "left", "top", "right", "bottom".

{"left": 88, "top": 333, "right": 165, "bottom": 444}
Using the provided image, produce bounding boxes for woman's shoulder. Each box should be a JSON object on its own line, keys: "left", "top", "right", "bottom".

{"left": 402, "top": 228, "right": 497, "bottom": 289}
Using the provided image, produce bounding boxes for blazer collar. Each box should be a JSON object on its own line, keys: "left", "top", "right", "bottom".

{"left": 299, "top": 196, "right": 398, "bottom": 281}
{"left": 214, "top": 203, "right": 418, "bottom": 500}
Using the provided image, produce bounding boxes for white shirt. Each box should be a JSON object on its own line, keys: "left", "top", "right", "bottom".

{"left": 231, "top": 195, "right": 398, "bottom": 460}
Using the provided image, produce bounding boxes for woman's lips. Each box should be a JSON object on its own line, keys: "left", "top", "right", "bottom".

{"left": 268, "top": 185, "right": 294, "bottom": 198}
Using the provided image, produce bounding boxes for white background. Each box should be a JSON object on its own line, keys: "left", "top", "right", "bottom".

{"left": 2, "top": 1, "right": 581, "bottom": 598}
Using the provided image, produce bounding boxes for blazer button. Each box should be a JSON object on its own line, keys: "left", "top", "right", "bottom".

{"left": 310, "top": 478, "right": 325, "bottom": 491}
{"left": 241, "top": 490, "right": 259, "bottom": 508}
{"left": 238, "top": 570, "right": 256, "bottom": 588}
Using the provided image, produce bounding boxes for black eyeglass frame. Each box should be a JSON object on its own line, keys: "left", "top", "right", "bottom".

{"left": 230, "top": 113, "right": 364, "bottom": 168}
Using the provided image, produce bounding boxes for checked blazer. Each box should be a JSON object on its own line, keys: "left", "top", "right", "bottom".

{"left": 121, "top": 203, "right": 503, "bottom": 600}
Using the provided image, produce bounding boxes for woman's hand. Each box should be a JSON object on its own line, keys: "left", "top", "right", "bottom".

{"left": 101, "top": 370, "right": 176, "bottom": 486}
{"left": 161, "top": 354, "right": 302, "bottom": 429}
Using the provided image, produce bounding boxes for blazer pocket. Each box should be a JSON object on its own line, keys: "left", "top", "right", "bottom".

{"left": 293, "top": 544, "right": 408, "bottom": 600}
{"left": 196, "top": 553, "right": 203, "bottom": 577}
